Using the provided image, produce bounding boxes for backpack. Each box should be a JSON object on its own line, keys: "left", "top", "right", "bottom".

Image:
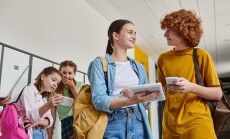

{"left": 72, "top": 57, "right": 108, "bottom": 139}
{"left": 193, "top": 48, "right": 230, "bottom": 136}
{"left": 0, "top": 87, "right": 29, "bottom": 139}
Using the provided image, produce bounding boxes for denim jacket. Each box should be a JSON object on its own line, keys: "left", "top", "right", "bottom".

{"left": 88, "top": 54, "right": 153, "bottom": 139}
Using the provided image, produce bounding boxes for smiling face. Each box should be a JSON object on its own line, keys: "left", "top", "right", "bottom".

{"left": 41, "top": 72, "right": 61, "bottom": 92}
{"left": 114, "top": 23, "right": 136, "bottom": 49}
{"left": 160, "top": 9, "right": 203, "bottom": 47}
{"left": 164, "top": 29, "right": 185, "bottom": 47}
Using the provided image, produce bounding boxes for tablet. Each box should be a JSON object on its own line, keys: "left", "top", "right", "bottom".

{"left": 0, "top": 65, "right": 29, "bottom": 99}
{"left": 128, "top": 83, "right": 165, "bottom": 102}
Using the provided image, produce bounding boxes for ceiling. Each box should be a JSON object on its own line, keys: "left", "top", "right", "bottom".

{"left": 85, "top": 0, "right": 230, "bottom": 78}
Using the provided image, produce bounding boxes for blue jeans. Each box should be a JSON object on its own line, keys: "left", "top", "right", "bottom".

{"left": 104, "top": 105, "right": 146, "bottom": 139}
{"left": 32, "top": 127, "right": 46, "bottom": 139}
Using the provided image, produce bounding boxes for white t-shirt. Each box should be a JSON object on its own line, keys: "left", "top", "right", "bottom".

{"left": 113, "top": 61, "right": 139, "bottom": 99}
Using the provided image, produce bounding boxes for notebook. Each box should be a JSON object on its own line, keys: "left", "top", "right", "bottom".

{"left": 0, "top": 65, "right": 29, "bottom": 99}
{"left": 128, "top": 83, "right": 165, "bottom": 102}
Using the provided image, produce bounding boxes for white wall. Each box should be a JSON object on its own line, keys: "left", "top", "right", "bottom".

{"left": 0, "top": 0, "right": 110, "bottom": 72}
{"left": 0, "top": 0, "right": 159, "bottom": 139}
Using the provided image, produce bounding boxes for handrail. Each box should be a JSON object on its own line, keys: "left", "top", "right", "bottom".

{"left": 0, "top": 42, "right": 59, "bottom": 65}
{"left": 0, "top": 42, "right": 87, "bottom": 83}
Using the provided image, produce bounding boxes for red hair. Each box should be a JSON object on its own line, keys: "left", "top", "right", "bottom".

{"left": 160, "top": 9, "right": 203, "bottom": 47}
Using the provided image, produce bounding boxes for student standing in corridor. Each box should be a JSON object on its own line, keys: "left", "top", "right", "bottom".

{"left": 88, "top": 19, "right": 160, "bottom": 139}
{"left": 48, "top": 60, "right": 83, "bottom": 139}
{"left": 158, "top": 9, "right": 222, "bottom": 139}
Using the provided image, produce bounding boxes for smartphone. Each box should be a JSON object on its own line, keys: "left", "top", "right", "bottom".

{"left": 166, "top": 77, "right": 179, "bottom": 84}
{"left": 60, "top": 96, "right": 74, "bottom": 107}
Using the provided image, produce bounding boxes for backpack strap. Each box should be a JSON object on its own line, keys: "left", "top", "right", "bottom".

{"left": 3, "top": 86, "right": 27, "bottom": 109}
{"left": 15, "top": 87, "right": 25, "bottom": 102}
{"left": 193, "top": 48, "right": 204, "bottom": 86}
{"left": 2, "top": 86, "right": 26, "bottom": 108}
{"left": 99, "top": 57, "right": 108, "bottom": 94}
{"left": 10, "top": 85, "right": 28, "bottom": 104}
{"left": 99, "top": 57, "right": 108, "bottom": 72}
{"left": 15, "top": 86, "right": 28, "bottom": 102}
{"left": 192, "top": 48, "right": 215, "bottom": 113}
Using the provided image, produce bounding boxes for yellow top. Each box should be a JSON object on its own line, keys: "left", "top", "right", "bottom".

{"left": 157, "top": 47, "right": 220, "bottom": 139}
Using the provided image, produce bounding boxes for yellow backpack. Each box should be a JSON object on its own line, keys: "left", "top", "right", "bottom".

{"left": 72, "top": 57, "right": 108, "bottom": 139}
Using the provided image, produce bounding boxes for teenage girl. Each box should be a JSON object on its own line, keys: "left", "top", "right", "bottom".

{"left": 88, "top": 19, "right": 160, "bottom": 139}
{"left": 18, "top": 66, "right": 64, "bottom": 139}
{"left": 50, "top": 60, "right": 84, "bottom": 139}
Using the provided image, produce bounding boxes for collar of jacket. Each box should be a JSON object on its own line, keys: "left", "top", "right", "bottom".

{"left": 105, "top": 53, "right": 136, "bottom": 64}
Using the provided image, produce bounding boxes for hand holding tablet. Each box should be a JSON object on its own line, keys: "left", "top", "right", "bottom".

{"left": 128, "top": 83, "right": 165, "bottom": 102}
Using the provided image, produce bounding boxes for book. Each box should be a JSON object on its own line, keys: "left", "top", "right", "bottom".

{"left": 0, "top": 65, "right": 29, "bottom": 99}
{"left": 128, "top": 83, "right": 165, "bottom": 102}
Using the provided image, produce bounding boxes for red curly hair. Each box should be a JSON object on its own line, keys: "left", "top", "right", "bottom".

{"left": 160, "top": 9, "right": 203, "bottom": 47}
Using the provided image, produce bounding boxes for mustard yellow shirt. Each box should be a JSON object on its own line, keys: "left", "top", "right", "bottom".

{"left": 157, "top": 48, "right": 220, "bottom": 139}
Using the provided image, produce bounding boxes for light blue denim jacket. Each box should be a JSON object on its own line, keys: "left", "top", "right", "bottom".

{"left": 87, "top": 54, "right": 153, "bottom": 139}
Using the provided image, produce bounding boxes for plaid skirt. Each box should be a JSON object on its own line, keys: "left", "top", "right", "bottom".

{"left": 61, "top": 116, "right": 76, "bottom": 139}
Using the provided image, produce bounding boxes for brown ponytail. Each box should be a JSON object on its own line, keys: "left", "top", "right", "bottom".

{"left": 106, "top": 19, "right": 133, "bottom": 54}
{"left": 106, "top": 39, "right": 113, "bottom": 55}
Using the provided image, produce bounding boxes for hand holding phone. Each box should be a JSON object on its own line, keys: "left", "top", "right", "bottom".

{"left": 166, "top": 77, "right": 179, "bottom": 84}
